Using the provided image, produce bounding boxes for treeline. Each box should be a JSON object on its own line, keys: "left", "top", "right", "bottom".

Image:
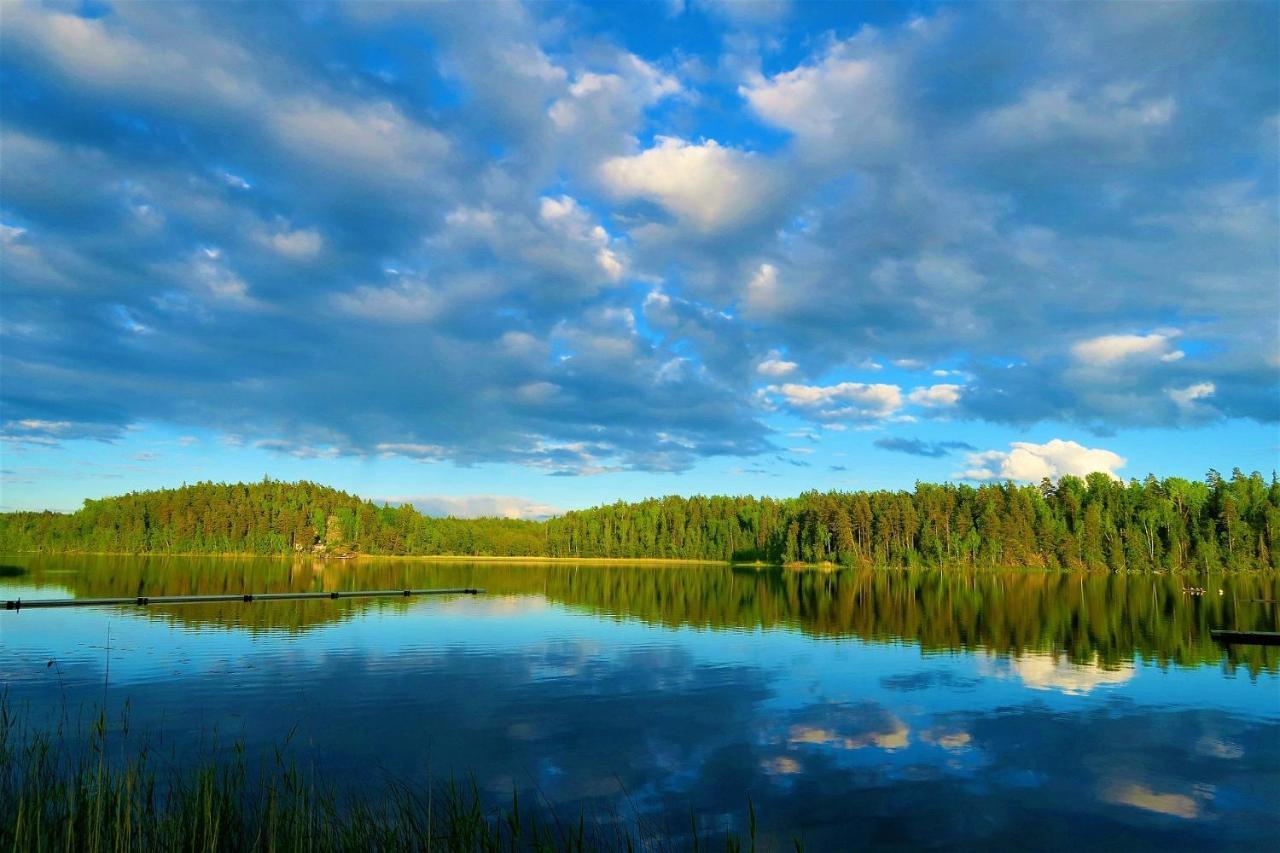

{"left": 1, "top": 470, "right": 1277, "bottom": 570}
{"left": 546, "top": 470, "right": 1279, "bottom": 571}
{"left": 0, "top": 480, "right": 546, "bottom": 557}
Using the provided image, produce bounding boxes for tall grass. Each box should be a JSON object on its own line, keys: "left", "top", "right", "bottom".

{"left": 0, "top": 703, "right": 772, "bottom": 852}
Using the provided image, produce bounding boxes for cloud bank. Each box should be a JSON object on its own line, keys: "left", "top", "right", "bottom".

{"left": 1, "top": 1, "right": 1275, "bottom": 476}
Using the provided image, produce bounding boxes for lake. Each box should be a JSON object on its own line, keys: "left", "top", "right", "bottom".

{"left": 2, "top": 555, "right": 1278, "bottom": 850}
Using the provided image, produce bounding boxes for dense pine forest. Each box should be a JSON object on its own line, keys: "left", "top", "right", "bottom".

{"left": 1, "top": 471, "right": 1277, "bottom": 571}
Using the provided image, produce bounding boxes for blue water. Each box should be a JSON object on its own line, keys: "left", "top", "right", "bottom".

{"left": 2, "top": 559, "right": 1278, "bottom": 850}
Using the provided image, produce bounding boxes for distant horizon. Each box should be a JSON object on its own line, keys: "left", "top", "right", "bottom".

{"left": 7, "top": 465, "right": 1277, "bottom": 521}
{"left": 2, "top": 2, "right": 1276, "bottom": 518}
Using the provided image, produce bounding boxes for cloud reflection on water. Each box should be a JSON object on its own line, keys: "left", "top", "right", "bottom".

{"left": 3, "top": 561, "right": 1279, "bottom": 849}
{"left": 8, "top": 631, "right": 1277, "bottom": 849}
{"left": 980, "top": 651, "right": 1136, "bottom": 695}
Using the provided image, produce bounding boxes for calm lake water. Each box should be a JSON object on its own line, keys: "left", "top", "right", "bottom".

{"left": 2, "top": 555, "right": 1278, "bottom": 850}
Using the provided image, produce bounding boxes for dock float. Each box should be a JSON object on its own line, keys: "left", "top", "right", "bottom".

{"left": 1209, "top": 629, "right": 1280, "bottom": 647}
{"left": 4, "top": 588, "right": 484, "bottom": 611}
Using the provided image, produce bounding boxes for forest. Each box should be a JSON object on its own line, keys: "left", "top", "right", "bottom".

{"left": 1, "top": 470, "right": 1277, "bottom": 571}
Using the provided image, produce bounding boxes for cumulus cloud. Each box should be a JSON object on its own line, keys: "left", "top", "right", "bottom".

{"left": 959, "top": 439, "right": 1127, "bottom": 482}
{"left": 537, "top": 195, "right": 625, "bottom": 282}
{"left": 0, "top": 0, "right": 1274, "bottom": 486}
{"left": 907, "top": 384, "right": 963, "bottom": 407}
{"left": 1071, "top": 332, "right": 1184, "bottom": 366}
{"left": 975, "top": 84, "right": 1176, "bottom": 157}
{"left": 764, "top": 382, "right": 903, "bottom": 420}
{"left": 766, "top": 379, "right": 972, "bottom": 423}
{"left": 599, "top": 137, "right": 782, "bottom": 232}
{"left": 741, "top": 38, "right": 901, "bottom": 161}
{"left": 268, "top": 98, "right": 451, "bottom": 186}
{"left": 757, "top": 350, "right": 797, "bottom": 377}
{"left": 1168, "top": 382, "right": 1216, "bottom": 410}
{"left": 549, "top": 54, "right": 680, "bottom": 143}
{"left": 258, "top": 226, "right": 322, "bottom": 260}
{"left": 332, "top": 278, "right": 441, "bottom": 323}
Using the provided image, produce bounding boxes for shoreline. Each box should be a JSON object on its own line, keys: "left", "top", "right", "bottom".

{"left": 1, "top": 550, "right": 728, "bottom": 566}
{"left": 4, "top": 552, "right": 1273, "bottom": 574}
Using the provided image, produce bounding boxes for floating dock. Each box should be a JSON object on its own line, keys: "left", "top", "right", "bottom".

{"left": 1209, "top": 629, "right": 1280, "bottom": 647}
{"left": 4, "top": 588, "right": 483, "bottom": 611}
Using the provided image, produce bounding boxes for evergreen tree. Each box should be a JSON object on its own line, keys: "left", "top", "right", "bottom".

{"left": 2, "top": 472, "right": 1276, "bottom": 571}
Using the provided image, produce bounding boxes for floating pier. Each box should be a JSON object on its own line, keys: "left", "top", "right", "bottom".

{"left": 4, "top": 588, "right": 484, "bottom": 611}
{"left": 1209, "top": 629, "right": 1280, "bottom": 647}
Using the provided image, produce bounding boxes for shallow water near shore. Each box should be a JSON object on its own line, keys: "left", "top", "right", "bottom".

{"left": 3, "top": 554, "right": 1278, "bottom": 850}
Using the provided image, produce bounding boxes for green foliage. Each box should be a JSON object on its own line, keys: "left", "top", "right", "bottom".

{"left": 0, "top": 480, "right": 545, "bottom": 558}
{"left": 543, "top": 471, "right": 1280, "bottom": 571}
{"left": 2, "top": 471, "right": 1278, "bottom": 571}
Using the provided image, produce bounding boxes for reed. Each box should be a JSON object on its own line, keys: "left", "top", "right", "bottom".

{"left": 0, "top": 703, "right": 769, "bottom": 852}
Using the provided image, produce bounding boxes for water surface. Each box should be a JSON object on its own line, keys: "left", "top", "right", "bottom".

{"left": 2, "top": 555, "right": 1278, "bottom": 850}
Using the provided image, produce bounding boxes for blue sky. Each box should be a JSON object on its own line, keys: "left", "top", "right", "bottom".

{"left": 1, "top": 0, "right": 1277, "bottom": 517}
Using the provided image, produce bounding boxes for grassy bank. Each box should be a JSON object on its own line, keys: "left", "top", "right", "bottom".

{"left": 0, "top": 707, "right": 770, "bottom": 852}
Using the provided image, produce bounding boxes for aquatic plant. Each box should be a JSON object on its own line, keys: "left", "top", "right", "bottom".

{"left": 0, "top": 703, "right": 770, "bottom": 852}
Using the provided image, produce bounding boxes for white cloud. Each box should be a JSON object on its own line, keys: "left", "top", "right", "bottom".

{"left": 259, "top": 226, "right": 322, "bottom": 260}
{"left": 2, "top": 2, "right": 1274, "bottom": 471}
{"left": 548, "top": 54, "right": 680, "bottom": 133}
{"left": 598, "top": 137, "right": 780, "bottom": 232}
{"left": 375, "top": 442, "right": 447, "bottom": 460}
{"left": 6, "top": 6, "right": 190, "bottom": 98}
{"left": 332, "top": 278, "right": 440, "bottom": 323}
{"left": 766, "top": 382, "right": 903, "bottom": 419}
{"left": 270, "top": 98, "right": 450, "bottom": 184}
{"left": 537, "top": 195, "right": 624, "bottom": 282}
{"left": 960, "top": 439, "right": 1126, "bottom": 482}
{"left": 1168, "top": 381, "right": 1215, "bottom": 410}
{"left": 253, "top": 439, "right": 340, "bottom": 459}
{"left": 8, "top": 419, "right": 73, "bottom": 433}
{"left": 907, "top": 383, "right": 962, "bottom": 407}
{"left": 112, "top": 305, "right": 151, "bottom": 335}
{"left": 6, "top": 6, "right": 452, "bottom": 191}
{"left": 499, "top": 43, "right": 568, "bottom": 87}
{"left": 1071, "top": 331, "right": 1184, "bottom": 365}
{"left": 186, "top": 250, "right": 256, "bottom": 306}
{"left": 596, "top": 247, "right": 624, "bottom": 281}
{"left": 516, "top": 381, "right": 561, "bottom": 404}
{"left": 977, "top": 84, "right": 1175, "bottom": 152}
{"left": 220, "top": 171, "right": 251, "bottom": 190}
{"left": 740, "top": 40, "right": 901, "bottom": 160}
{"left": 745, "top": 263, "right": 783, "bottom": 311}
{"left": 757, "top": 350, "right": 797, "bottom": 377}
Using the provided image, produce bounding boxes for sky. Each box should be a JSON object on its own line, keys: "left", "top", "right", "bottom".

{"left": 1, "top": 0, "right": 1277, "bottom": 517}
